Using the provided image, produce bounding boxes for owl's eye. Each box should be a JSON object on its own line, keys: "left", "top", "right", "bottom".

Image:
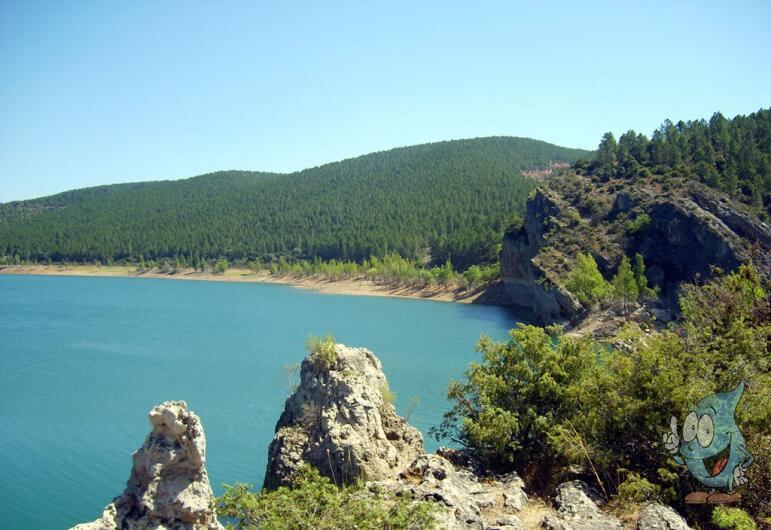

{"left": 683, "top": 412, "right": 698, "bottom": 442}
{"left": 697, "top": 414, "right": 715, "bottom": 448}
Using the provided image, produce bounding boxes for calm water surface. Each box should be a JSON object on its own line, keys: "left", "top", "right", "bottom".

{"left": 0, "top": 275, "right": 519, "bottom": 529}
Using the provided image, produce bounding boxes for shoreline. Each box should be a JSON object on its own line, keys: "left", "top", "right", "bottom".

{"left": 0, "top": 264, "right": 485, "bottom": 304}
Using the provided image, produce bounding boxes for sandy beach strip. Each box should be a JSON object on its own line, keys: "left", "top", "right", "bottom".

{"left": 0, "top": 264, "right": 484, "bottom": 303}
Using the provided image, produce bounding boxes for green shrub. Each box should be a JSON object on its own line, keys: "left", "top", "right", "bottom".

{"left": 565, "top": 253, "right": 612, "bottom": 304}
{"left": 306, "top": 334, "right": 337, "bottom": 371}
{"left": 214, "top": 258, "right": 229, "bottom": 274}
{"left": 379, "top": 382, "right": 396, "bottom": 406}
{"left": 625, "top": 212, "right": 651, "bottom": 234}
{"left": 616, "top": 472, "right": 660, "bottom": 503}
{"left": 432, "top": 324, "right": 597, "bottom": 469}
{"left": 436, "top": 265, "right": 769, "bottom": 520}
{"left": 712, "top": 506, "right": 757, "bottom": 530}
{"left": 217, "top": 465, "right": 437, "bottom": 530}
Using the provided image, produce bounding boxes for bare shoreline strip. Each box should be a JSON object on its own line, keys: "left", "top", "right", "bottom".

{"left": 0, "top": 265, "right": 483, "bottom": 304}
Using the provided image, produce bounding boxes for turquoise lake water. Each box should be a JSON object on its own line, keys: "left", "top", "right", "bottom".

{"left": 0, "top": 274, "right": 519, "bottom": 529}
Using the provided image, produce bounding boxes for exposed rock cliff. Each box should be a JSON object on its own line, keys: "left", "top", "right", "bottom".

{"left": 498, "top": 171, "right": 771, "bottom": 323}
{"left": 498, "top": 189, "right": 582, "bottom": 323}
{"left": 263, "top": 343, "right": 424, "bottom": 489}
{"left": 71, "top": 401, "right": 223, "bottom": 530}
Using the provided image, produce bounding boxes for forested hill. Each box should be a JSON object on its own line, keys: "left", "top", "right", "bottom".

{"left": 582, "top": 107, "right": 770, "bottom": 218}
{"left": 0, "top": 137, "right": 589, "bottom": 269}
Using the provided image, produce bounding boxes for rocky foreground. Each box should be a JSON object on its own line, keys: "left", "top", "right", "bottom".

{"left": 73, "top": 345, "right": 692, "bottom": 529}
{"left": 261, "top": 343, "right": 692, "bottom": 530}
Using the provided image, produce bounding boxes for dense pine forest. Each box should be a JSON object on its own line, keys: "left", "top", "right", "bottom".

{"left": 580, "top": 107, "right": 770, "bottom": 217}
{"left": 0, "top": 137, "right": 587, "bottom": 269}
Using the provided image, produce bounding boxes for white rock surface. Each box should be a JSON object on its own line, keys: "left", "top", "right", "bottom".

{"left": 263, "top": 343, "right": 425, "bottom": 488}
{"left": 370, "top": 454, "right": 527, "bottom": 530}
{"left": 71, "top": 401, "right": 223, "bottom": 530}
{"left": 540, "top": 480, "right": 621, "bottom": 530}
{"left": 636, "top": 502, "right": 691, "bottom": 530}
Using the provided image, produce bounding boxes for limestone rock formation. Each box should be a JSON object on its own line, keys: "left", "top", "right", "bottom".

{"left": 636, "top": 503, "right": 691, "bottom": 530}
{"left": 540, "top": 481, "right": 621, "bottom": 530}
{"left": 71, "top": 401, "right": 223, "bottom": 530}
{"left": 370, "top": 454, "right": 527, "bottom": 530}
{"left": 263, "top": 343, "right": 424, "bottom": 489}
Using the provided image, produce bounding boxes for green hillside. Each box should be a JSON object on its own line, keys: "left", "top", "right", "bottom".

{"left": 581, "top": 107, "right": 771, "bottom": 218}
{"left": 0, "top": 137, "right": 588, "bottom": 269}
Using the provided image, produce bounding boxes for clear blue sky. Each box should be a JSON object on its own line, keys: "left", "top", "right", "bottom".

{"left": 1, "top": 1, "right": 769, "bottom": 202}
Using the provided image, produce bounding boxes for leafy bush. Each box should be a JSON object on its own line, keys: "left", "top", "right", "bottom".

{"left": 565, "top": 253, "right": 612, "bottom": 304}
{"left": 214, "top": 258, "right": 229, "bottom": 274}
{"left": 306, "top": 334, "right": 338, "bottom": 371}
{"left": 615, "top": 472, "right": 660, "bottom": 503}
{"left": 217, "top": 465, "right": 437, "bottom": 530}
{"left": 625, "top": 213, "right": 651, "bottom": 234}
{"left": 436, "top": 265, "right": 769, "bottom": 521}
{"left": 432, "top": 324, "right": 596, "bottom": 469}
{"left": 712, "top": 506, "right": 757, "bottom": 530}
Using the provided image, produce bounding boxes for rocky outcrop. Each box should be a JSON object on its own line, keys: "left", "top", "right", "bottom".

{"left": 370, "top": 454, "right": 527, "bottom": 530}
{"left": 263, "top": 343, "right": 424, "bottom": 489}
{"left": 633, "top": 199, "right": 742, "bottom": 307}
{"left": 690, "top": 186, "right": 771, "bottom": 249}
{"left": 71, "top": 401, "right": 223, "bottom": 530}
{"left": 497, "top": 175, "right": 771, "bottom": 322}
{"left": 540, "top": 481, "right": 621, "bottom": 530}
{"left": 636, "top": 503, "right": 691, "bottom": 530}
{"left": 498, "top": 189, "right": 582, "bottom": 323}
{"left": 260, "top": 343, "right": 693, "bottom": 529}
{"left": 263, "top": 344, "right": 533, "bottom": 529}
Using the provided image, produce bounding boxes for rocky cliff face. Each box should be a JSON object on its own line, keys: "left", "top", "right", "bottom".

{"left": 498, "top": 189, "right": 582, "bottom": 323}
{"left": 498, "top": 173, "right": 771, "bottom": 323}
{"left": 71, "top": 401, "right": 222, "bottom": 530}
{"left": 263, "top": 343, "right": 424, "bottom": 489}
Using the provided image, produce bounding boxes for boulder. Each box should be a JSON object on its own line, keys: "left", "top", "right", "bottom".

{"left": 636, "top": 503, "right": 691, "bottom": 530}
{"left": 71, "top": 401, "right": 222, "bottom": 530}
{"left": 540, "top": 480, "right": 621, "bottom": 530}
{"left": 263, "top": 343, "right": 424, "bottom": 489}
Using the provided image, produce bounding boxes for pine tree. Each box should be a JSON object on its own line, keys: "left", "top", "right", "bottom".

{"left": 613, "top": 255, "right": 638, "bottom": 318}
{"left": 633, "top": 253, "right": 657, "bottom": 299}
